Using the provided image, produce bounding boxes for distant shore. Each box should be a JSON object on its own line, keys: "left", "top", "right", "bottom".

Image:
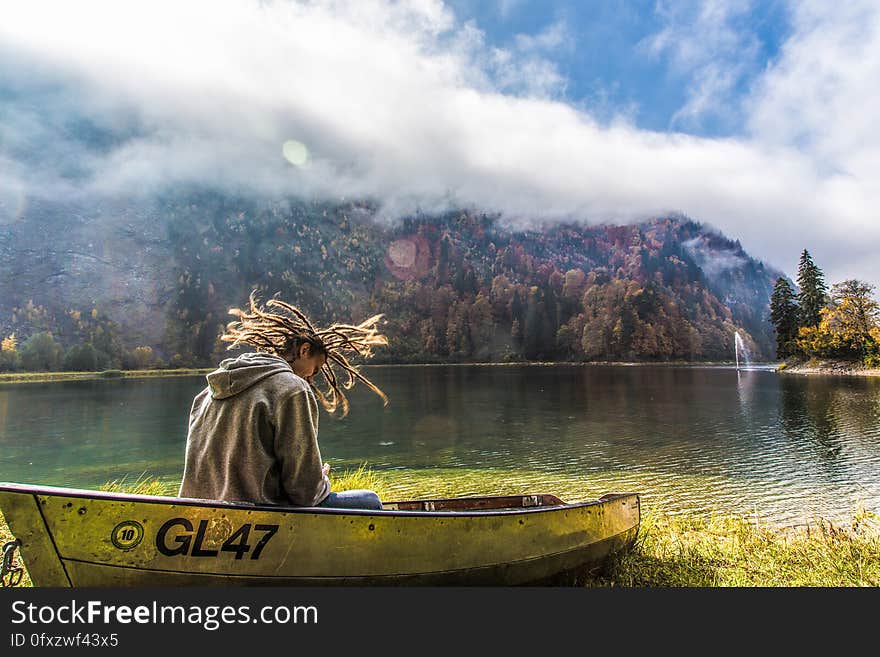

{"left": 0, "top": 368, "right": 212, "bottom": 384}
{"left": 0, "top": 361, "right": 779, "bottom": 384}
{"left": 780, "top": 360, "right": 880, "bottom": 377}
{"left": 21, "top": 360, "right": 880, "bottom": 386}
{"left": 366, "top": 360, "right": 762, "bottom": 368}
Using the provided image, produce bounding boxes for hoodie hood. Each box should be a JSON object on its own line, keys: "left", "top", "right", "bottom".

{"left": 206, "top": 352, "right": 294, "bottom": 400}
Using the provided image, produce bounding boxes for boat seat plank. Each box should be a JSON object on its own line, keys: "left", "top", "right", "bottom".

{"left": 382, "top": 494, "right": 566, "bottom": 512}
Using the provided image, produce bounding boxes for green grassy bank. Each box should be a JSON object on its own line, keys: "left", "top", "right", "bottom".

{"left": 0, "top": 368, "right": 212, "bottom": 384}
{"left": 2, "top": 470, "right": 877, "bottom": 587}
{"left": 591, "top": 504, "right": 879, "bottom": 586}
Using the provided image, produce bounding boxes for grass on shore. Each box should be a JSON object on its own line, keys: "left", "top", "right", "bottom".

{"left": 2, "top": 471, "right": 878, "bottom": 587}
{"left": 0, "top": 368, "right": 212, "bottom": 384}
{"left": 96, "top": 465, "right": 388, "bottom": 498}
{"left": 591, "top": 502, "right": 880, "bottom": 587}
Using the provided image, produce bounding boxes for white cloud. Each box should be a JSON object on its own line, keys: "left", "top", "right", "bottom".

{"left": 745, "top": 0, "right": 880, "bottom": 287}
{"left": 514, "top": 20, "right": 574, "bottom": 53}
{"left": 0, "top": 0, "right": 878, "bottom": 290}
{"left": 642, "top": 0, "right": 760, "bottom": 130}
{"left": 496, "top": 0, "right": 525, "bottom": 21}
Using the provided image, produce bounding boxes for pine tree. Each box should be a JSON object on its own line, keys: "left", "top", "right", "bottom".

{"left": 769, "top": 277, "right": 799, "bottom": 359}
{"left": 796, "top": 249, "right": 828, "bottom": 328}
{"left": 523, "top": 287, "right": 541, "bottom": 360}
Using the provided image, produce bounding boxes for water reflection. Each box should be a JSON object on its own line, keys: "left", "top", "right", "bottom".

{"left": 1, "top": 367, "right": 879, "bottom": 524}
{"left": 777, "top": 375, "right": 880, "bottom": 506}
{"left": 0, "top": 379, "right": 191, "bottom": 485}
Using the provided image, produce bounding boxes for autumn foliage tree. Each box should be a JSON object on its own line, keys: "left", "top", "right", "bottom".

{"left": 797, "top": 279, "right": 880, "bottom": 364}
{"left": 0, "top": 333, "right": 19, "bottom": 372}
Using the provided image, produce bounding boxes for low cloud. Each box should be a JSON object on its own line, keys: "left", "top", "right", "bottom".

{"left": 682, "top": 236, "right": 747, "bottom": 279}
{"left": 0, "top": 0, "right": 878, "bottom": 289}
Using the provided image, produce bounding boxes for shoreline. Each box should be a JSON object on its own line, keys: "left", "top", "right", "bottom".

{"left": 780, "top": 360, "right": 880, "bottom": 378}
{"left": 0, "top": 368, "right": 213, "bottom": 384}
{"left": 0, "top": 361, "right": 768, "bottom": 384}
{"left": 5, "top": 359, "right": 880, "bottom": 383}
{"left": 366, "top": 360, "right": 769, "bottom": 368}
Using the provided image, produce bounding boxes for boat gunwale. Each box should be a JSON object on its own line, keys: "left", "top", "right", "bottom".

{"left": 0, "top": 482, "right": 638, "bottom": 518}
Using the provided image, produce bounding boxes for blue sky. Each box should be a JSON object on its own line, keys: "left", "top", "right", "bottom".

{"left": 447, "top": 0, "right": 790, "bottom": 136}
{"left": 1, "top": 0, "right": 879, "bottom": 289}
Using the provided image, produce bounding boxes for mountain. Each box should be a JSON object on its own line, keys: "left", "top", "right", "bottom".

{"left": 0, "top": 191, "right": 782, "bottom": 367}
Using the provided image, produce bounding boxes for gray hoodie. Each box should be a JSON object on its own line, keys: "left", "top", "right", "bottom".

{"left": 178, "top": 352, "right": 331, "bottom": 506}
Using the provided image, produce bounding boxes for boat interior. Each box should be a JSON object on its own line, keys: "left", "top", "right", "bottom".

{"left": 381, "top": 493, "right": 566, "bottom": 512}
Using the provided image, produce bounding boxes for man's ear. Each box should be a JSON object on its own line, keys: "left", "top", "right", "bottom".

{"left": 298, "top": 342, "right": 312, "bottom": 359}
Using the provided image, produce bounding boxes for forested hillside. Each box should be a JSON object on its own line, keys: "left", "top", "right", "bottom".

{"left": 0, "top": 192, "right": 780, "bottom": 369}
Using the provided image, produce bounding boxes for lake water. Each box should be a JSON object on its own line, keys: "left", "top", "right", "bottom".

{"left": 1, "top": 365, "right": 879, "bottom": 525}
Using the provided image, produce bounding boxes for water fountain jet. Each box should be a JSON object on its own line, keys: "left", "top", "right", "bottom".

{"left": 734, "top": 331, "right": 751, "bottom": 371}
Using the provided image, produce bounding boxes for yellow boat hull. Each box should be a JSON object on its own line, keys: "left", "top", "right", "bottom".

{"left": 0, "top": 483, "right": 639, "bottom": 586}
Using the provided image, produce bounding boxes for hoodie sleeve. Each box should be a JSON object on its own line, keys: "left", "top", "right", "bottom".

{"left": 273, "top": 383, "right": 331, "bottom": 506}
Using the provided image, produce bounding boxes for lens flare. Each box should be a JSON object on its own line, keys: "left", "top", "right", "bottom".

{"left": 282, "top": 139, "right": 310, "bottom": 167}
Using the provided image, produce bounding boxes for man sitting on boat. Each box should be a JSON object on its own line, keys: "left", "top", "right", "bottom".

{"left": 179, "top": 293, "right": 389, "bottom": 510}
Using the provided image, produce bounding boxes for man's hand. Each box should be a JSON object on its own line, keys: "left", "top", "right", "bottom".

{"left": 322, "top": 463, "right": 331, "bottom": 477}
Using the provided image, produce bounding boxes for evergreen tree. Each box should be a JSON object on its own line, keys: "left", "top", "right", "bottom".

{"left": 510, "top": 288, "right": 525, "bottom": 332}
{"left": 769, "top": 277, "right": 799, "bottom": 359}
{"left": 523, "top": 287, "right": 541, "bottom": 360}
{"left": 796, "top": 249, "right": 828, "bottom": 327}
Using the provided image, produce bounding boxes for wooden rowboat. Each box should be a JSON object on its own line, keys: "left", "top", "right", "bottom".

{"left": 0, "top": 482, "right": 639, "bottom": 586}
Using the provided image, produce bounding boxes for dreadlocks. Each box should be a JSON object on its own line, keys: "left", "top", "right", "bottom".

{"left": 221, "top": 292, "right": 389, "bottom": 417}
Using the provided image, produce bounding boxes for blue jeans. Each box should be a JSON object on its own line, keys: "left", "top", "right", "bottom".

{"left": 317, "top": 489, "right": 383, "bottom": 510}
